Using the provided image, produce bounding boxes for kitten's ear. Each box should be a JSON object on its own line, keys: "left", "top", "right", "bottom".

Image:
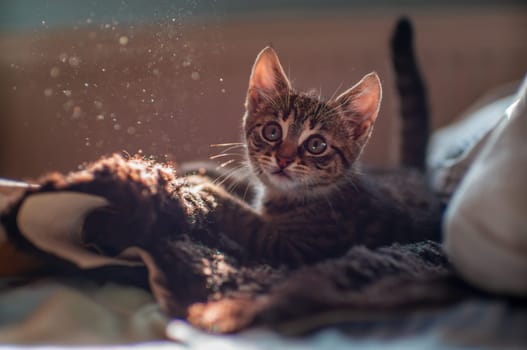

{"left": 246, "top": 46, "right": 291, "bottom": 109}
{"left": 334, "top": 72, "right": 382, "bottom": 138}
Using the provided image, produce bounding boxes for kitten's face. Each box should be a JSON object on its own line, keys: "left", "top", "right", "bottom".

{"left": 244, "top": 96, "right": 352, "bottom": 192}
{"left": 243, "top": 47, "right": 382, "bottom": 195}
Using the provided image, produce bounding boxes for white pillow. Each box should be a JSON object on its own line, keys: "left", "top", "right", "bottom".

{"left": 444, "top": 75, "right": 527, "bottom": 295}
{"left": 427, "top": 94, "right": 516, "bottom": 203}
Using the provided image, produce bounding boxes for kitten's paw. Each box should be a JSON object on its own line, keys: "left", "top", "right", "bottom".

{"left": 187, "top": 298, "right": 256, "bottom": 333}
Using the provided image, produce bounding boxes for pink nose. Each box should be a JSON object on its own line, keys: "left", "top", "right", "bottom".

{"left": 276, "top": 140, "right": 296, "bottom": 169}
{"left": 276, "top": 155, "right": 294, "bottom": 169}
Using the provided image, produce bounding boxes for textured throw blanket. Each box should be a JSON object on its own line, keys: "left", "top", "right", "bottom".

{"left": 1, "top": 154, "right": 478, "bottom": 334}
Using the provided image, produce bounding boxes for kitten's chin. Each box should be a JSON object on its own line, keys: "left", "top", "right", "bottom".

{"left": 261, "top": 169, "right": 301, "bottom": 192}
{"left": 262, "top": 169, "right": 341, "bottom": 198}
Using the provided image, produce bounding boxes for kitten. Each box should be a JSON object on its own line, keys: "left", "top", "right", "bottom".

{"left": 187, "top": 43, "right": 441, "bottom": 267}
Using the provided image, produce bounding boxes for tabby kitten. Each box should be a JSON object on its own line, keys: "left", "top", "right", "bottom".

{"left": 191, "top": 45, "right": 440, "bottom": 266}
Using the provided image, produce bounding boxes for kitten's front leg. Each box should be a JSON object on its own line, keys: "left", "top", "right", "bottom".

{"left": 180, "top": 161, "right": 257, "bottom": 204}
{"left": 186, "top": 176, "right": 328, "bottom": 266}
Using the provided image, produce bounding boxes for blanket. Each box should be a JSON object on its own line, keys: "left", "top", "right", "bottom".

{"left": 0, "top": 154, "right": 489, "bottom": 334}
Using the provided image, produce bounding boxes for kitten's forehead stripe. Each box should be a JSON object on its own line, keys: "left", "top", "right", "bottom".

{"left": 289, "top": 117, "right": 305, "bottom": 136}
{"left": 279, "top": 117, "right": 291, "bottom": 141}
{"left": 282, "top": 109, "right": 293, "bottom": 121}
{"left": 298, "top": 123, "right": 317, "bottom": 145}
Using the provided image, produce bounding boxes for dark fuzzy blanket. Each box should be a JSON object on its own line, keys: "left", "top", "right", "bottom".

{"left": 1, "top": 154, "right": 477, "bottom": 334}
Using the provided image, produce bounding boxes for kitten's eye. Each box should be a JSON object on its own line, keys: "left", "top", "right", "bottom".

{"left": 262, "top": 122, "right": 282, "bottom": 142}
{"left": 304, "top": 135, "right": 327, "bottom": 155}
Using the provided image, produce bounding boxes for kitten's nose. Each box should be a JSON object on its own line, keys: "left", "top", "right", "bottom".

{"left": 276, "top": 155, "right": 294, "bottom": 169}
{"left": 276, "top": 141, "right": 296, "bottom": 169}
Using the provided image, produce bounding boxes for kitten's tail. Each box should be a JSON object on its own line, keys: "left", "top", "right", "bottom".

{"left": 390, "top": 17, "right": 430, "bottom": 171}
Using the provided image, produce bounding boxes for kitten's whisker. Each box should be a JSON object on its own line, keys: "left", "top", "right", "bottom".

{"left": 210, "top": 146, "right": 246, "bottom": 156}
{"left": 311, "top": 101, "right": 327, "bottom": 121}
{"left": 322, "top": 192, "right": 338, "bottom": 223}
{"left": 242, "top": 178, "right": 253, "bottom": 203}
{"left": 218, "top": 159, "right": 238, "bottom": 169}
{"left": 261, "top": 93, "right": 279, "bottom": 111}
{"left": 210, "top": 142, "right": 244, "bottom": 147}
{"left": 347, "top": 166, "right": 365, "bottom": 177}
{"left": 224, "top": 166, "right": 251, "bottom": 195}
{"left": 328, "top": 82, "right": 344, "bottom": 102}
{"left": 213, "top": 164, "right": 248, "bottom": 189}
{"left": 317, "top": 86, "right": 323, "bottom": 102}
{"left": 343, "top": 174, "right": 359, "bottom": 192}
{"left": 326, "top": 97, "right": 349, "bottom": 116}
{"left": 219, "top": 145, "right": 247, "bottom": 154}
{"left": 211, "top": 163, "right": 246, "bottom": 185}
{"left": 209, "top": 153, "right": 244, "bottom": 160}
{"left": 215, "top": 160, "right": 248, "bottom": 173}
{"left": 323, "top": 105, "right": 345, "bottom": 118}
{"left": 259, "top": 88, "right": 286, "bottom": 112}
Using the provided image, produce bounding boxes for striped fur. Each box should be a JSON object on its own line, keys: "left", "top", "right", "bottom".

{"left": 193, "top": 45, "right": 440, "bottom": 267}
{"left": 390, "top": 17, "right": 430, "bottom": 170}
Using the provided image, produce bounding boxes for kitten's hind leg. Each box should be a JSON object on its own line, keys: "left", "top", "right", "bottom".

{"left": 390, "top": 17, "right": 430, "bottom": 170}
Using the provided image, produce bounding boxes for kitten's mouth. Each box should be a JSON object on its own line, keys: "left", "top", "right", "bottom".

{"left": 271, "top": 169, "right": 293, "bottom": 181}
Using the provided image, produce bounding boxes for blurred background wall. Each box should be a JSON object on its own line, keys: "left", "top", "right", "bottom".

{"left": 1, "top": 0, "right": 526, "bottom": 179}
